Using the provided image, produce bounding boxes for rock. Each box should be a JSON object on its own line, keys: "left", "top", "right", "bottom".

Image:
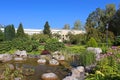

{"left": 14, "top": 50, "right": 27, "bottom": 58}
{"left": 37, "top": 59, "right": 46, "bottom": 64}
{"left": 41, "top": 73, "right": 59, "bottom": 80}
{"left": 63, "top": 76, "right": 78, "bottom": 80}
{"left": 63, "top": 66, "right": 85, "bottom": 80}
{"left": 52, "top": 51, "right": 65, "bottom": 61}
{"left": 0, "top": 54, "right": 12, "bottom": 62}
{"left": 58, "top": 55, "right": 65, "bottom": 61}
{"left": 76, "top": 66, "right": 84, "bottom": 73}
{"left": 14, "top": 57, "right": 24, "bottom": 61}
{"left": 49, "top": 59, "right": 59, "bottom": 66}
{"left": 14, "top": 77, "right": 21, "bottom": 80}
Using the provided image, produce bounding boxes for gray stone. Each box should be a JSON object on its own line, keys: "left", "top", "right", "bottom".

{"left": 37, "top": 58, "right": 46, "bottom": 64}
{"left": 14, "top": 50, "right": 27, "bottom": 58}
{"left": 49, "top": 59, "right": 59, "bottom": 66}
{"left": 0, "top": 54, "right": 12, "bottom": 62}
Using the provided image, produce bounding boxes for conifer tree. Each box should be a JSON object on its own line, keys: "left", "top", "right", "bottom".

{"left": 43, "top": 21, "right": 51, "bottom": 37}
{"left": 17, "top": 23, "right": 25, "bottom": 38}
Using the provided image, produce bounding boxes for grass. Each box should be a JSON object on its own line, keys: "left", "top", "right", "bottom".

{"left": 65, "top": 45, "right": 86, "bottom": 54}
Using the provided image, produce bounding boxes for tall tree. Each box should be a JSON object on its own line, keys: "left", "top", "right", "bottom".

{"left": 105, "top": 4, "right": 116, "bottom": 23}
{"left": 63, "top": 24, "right": 70, "bottom": 29}
{"left": 43, "top": 21, "right": 51, "bottom": 37}
{"left": 73, "top": 20, "right": 81, "bottom": 30}
{"left": 0, "top": 29, "right": 4, "bottom": 41}
{"left": 17, "top": 23, "right": 25, "bottom": 38}
{"left": 109, "top": 7, "right": 120, "bottom": 36}
{"left": 85, "top": 4, "right": 116, "bottom": 43}
{"left": 4, "top": 24, "right": 15, "bottom": 41}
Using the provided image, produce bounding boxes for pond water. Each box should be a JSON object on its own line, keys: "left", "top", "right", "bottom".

{"left": 0, "top": 58, "right": 71, "bottom": 80}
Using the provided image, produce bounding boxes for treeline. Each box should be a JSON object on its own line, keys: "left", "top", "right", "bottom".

{"left": 0, "top": 21, "right": 65, "bottom": 54}
{"left": 85, "top": 4, "right": 120, "bottom": 45}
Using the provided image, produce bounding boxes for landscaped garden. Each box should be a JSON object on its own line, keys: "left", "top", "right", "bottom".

{"left": 0, "top": 3, "right": 120, "bottom": 80}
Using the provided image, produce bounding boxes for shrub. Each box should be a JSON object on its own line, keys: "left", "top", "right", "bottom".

{"left": 12, "top": 38, "right": 39, "bottom": 52}
{"left": 0, "top": 41, "right": 12, "bottom": 54}
{"left": 41, "top": 49, "right": 51, "bottom": 55}
{"left": 44, "top": 38, "right": 65, "bottom": 52}
{"left": 87, "top": 37, "right": 98, "bottom": 47}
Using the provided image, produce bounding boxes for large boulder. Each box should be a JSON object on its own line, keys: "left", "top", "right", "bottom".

{"left": 41, "top": 73, "right": 58, "bottom": 80}
{"left": 53, "top": 51, "right": 65, "bottom": 61}
{"left": 0, "top": 54, "right": 12, "bottom": 62}
{"left": 63, "top": 66, "right": 85, "bottom": 80}
{"left": 14, "top": 50, "right": 27, "bottom": 58}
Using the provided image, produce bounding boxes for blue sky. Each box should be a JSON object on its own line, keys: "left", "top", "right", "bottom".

{"left": 0, "top": 0, "right": 120, "bottom": 29}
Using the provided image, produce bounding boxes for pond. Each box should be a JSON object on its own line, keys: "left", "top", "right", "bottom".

{"left": 0, "top": 58, "right": 71, "bottom": 80}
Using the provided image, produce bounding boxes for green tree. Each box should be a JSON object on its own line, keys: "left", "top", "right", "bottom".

{"left": 73, "top": 20, "right": 81, "bottom": 30}
{"left": 4, "top": 25, "right": 15, "bottom": 41}
{"left": 87, "top": 37, "right": 98, "bottom": 47}
{"left": 0, "top": 30, "right": 4, "bottom": 41}
{"left": 63, "top": 24, "right": 70, "bottom": 29}
{"left": 45, "top": 38, "right": 65, "bottom": 52}
{"left": 109, "top": 7, "right": 120, "bottom": 36}
{"left": 17, "top": 23, "right": 25, "bottom": 38}
{"left": 43, "top": 21, "right": 51, "bottom": 37}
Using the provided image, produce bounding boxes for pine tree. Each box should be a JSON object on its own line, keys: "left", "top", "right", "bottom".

{"left": 43, "top": 21, "right": 51, "bottom": 37}
{"left": 17, "top": 23, "right": 25, "bottom": 38}
{"left": 4, "top": 25, "right": 15, "bottom": 41}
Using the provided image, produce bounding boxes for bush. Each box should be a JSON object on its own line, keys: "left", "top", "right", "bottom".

{"left": 41, "top": 49, "right": 51, "bottom": 55}
{"left": 12, "top": 38, "right": 39, "bottom": 52}
{"left": 0, "top": 41, "right": 12, "bottom": 54}
{"left": 87, "top": 37, "right": 98, "bottom": 47}
{"left": 44, "top": 38, "right": 65, "bottom": 52}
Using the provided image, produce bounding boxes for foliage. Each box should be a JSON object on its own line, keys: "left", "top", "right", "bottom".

{"left": 39, "top": 34, "right": 50, "bottom": 43}
{"left": 43, "top": 21, "right": 51, "bottom": 37}
{"left": 114, "top": 36, "right": 120, "bottom": 46}
{"left": 4, "top": 24, "right": 15, "bottom": 41}
{"left": 80, "top": 51, "right": 96, "bottom": 66}
{"left": 0, "top": 41, "right": 12, "bottom": 54}
{"left": 12, "top": 38, "right": 39, "bottom": 52}
{"left": 0, "top": 29, "right": 4, "bottom": 41}
{"left": 86, "top": 51, "right": 120, "bottom": 80}
{"left": 44, "top": 38, "right": 65, "bottom": 52}
{"left": 73, "top": 20, "right": 81, "bottom": 30}
{"left": 2, "top": 64, "right": 25, "bottom": 80}
{"left": 17, "top": 23, "right": 25, "bottom": 38}
{"left": 63, "top": 24, "right": 70, "bottom": 29}
{"left": 68, "top": 34, "right": 86, "bottom": 45}
{"left": 85, "top": 4, "right": 116, "bottom": 44}
{"left": 41, "top": 49, "right": 51, "bottom": 55}
{"left": 65, "top": 45, "right": 86, "bottom": 54}
{"left": 87, "top": 37, "right": 98, "bottom": 47}
{"left": 109, "top": 7, "right": 120, "bottom": 36}
{"left": 100, "top": 43, "right": 108, "bottom": 54}
{"left": 52, "top": 33, "right": 61, "bottom": 39}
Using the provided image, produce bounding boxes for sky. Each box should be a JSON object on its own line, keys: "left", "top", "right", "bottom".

{"left": 0, "top": 0, "right": 120, "bottom": 29}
